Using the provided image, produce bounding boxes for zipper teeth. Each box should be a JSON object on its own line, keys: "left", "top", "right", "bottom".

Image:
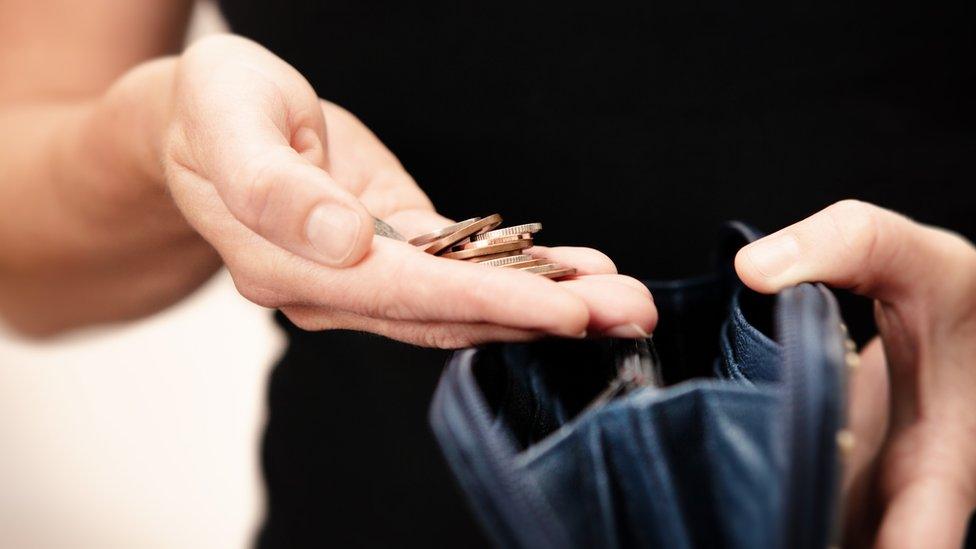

{"left": 777, "top": 285, "right": 847, "bottom": 549}
{"left": 776, "top": 290, "right": 809, "bottom": 549}
{"left": 454, "top": 356, "right": 567, "bottom": 547}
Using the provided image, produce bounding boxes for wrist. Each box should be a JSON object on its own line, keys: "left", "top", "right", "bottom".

{"left": 50, "top": 57, "right": 191, "bottom": 239}
{"left": 73, "top": 56, "right": 179, "bottom": 190}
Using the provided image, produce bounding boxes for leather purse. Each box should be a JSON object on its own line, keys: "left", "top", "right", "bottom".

{"left": 429, "top": 223, "right": 850, "bottom": 548}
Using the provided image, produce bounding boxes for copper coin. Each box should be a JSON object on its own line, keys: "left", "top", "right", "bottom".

{"left": 450, "top": 233, "right": 533, "bottom": 252}
{"left": 424, "top": 214, "right": 503, "bottom": 255}
{"left": 467, "top": 249, "right": 526, "bottom": 263}
{"left": 439, "top": 239, "right": 531, "bottom": 260}
{"left": 471, "top": 223, "right": 542, "bottom": 242}
{"left": 478, "top": 254, "right": 540, "bottom": 268}
{"left": 502, "top": 258, "right": 549, "bottom": 269}
{"left": 521, "top": 263, "right": 578, "bottom": 279}
{"left": 408, "top": 217, "right": 480, "bottom": 246}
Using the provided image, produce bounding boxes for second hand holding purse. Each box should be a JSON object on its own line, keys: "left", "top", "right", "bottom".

{"left": 429, "top": 223, "right": 851, "bottom": 548}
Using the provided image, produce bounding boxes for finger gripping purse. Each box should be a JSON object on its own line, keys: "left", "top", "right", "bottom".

{"left": 429, "top": 224, "right": 849, "bottom": 549}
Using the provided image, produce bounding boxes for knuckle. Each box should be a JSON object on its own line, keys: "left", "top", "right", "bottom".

{"left": 182, "top": 34, "right": 254, "bottom": 65}
{"left": 825, "top": 199, "right": 884, "bottom": 261}
{"left": 829, "top": 198, "right": 877, "bottom": 220}
{"left": 230, "top": 149, "right": 284, "bottom": 229}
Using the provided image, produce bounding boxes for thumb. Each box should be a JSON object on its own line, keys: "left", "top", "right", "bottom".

{"left": 735, "top": 199, "right": 967, "bottom": 302}
{"left": 215, "top": 144, "right": 373, "bottom": 268}
{"left": 172, "top": 34, "right": 373, "bottom": 267}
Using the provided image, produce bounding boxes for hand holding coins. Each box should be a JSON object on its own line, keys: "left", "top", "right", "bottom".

{"left": 154, "top": 35, "right": 653, "bottom": 348}
{"left": 408, "top": 215, "right": 577, "bottom": 279}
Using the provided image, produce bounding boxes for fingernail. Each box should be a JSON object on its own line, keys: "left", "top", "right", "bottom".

{"left": 745, "top": 234, "right": 801, "bottom": 277}
{"left": 305, "top": 204, "right": 362, "bottom": 264}
{"left": 604, "top": 323, "right": 650, "bottom": 339}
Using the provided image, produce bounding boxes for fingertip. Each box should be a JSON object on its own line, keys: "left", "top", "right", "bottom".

{"left": 631, "top": 289, "right": 657, "bottom": 335}
{"left": 733, "top": 247, "right": 757, "bottom": 288}
{"left": 567, "top": 274, "right": 655, "bottom": 323}
{"left": 607, "top": 274, "right": 653, "bottom": 297}
{"left": 645, "top": 294, "right": 659, "bottom": 333}
{"left": 557, "top": 278, "right": 656, "bottom": 336}
{"left": 735, "top": 243, "right": 788, "bottom": 294}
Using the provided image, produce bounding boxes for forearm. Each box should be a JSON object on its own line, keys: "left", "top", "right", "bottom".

{"left": 0, "top": 58, "right": 218, "bottom": 335}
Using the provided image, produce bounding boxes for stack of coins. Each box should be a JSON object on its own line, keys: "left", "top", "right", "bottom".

{"left": 408, "top": 214, "right": 577, "bottom": 279}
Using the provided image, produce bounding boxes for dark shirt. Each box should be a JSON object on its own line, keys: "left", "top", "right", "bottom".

{"left": 218, "top": 1, "right": 975, "bottom": 546}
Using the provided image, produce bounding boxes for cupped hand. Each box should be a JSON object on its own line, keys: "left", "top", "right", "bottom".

{"left": 735, "top": 200, "right": 976, "bottom": 548}
{"left": 162, "top": 35, "right": 655, "bottom": 347}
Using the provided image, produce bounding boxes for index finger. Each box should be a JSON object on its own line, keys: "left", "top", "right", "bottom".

{"left": 172, "top": 35, "right": 374, "bottom": 268}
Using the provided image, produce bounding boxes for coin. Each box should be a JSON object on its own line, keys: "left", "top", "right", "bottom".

{"left": 467, "top": 249, "right": 527, "bottom": 262}
{"left": 412, "top": 215, "right": 578, "bottom": 280}
{"left": 502, "top": 258, "right": 549, "bottom": 269}
{"left": 408, "top": 217, "right": 480, "bottom": 246}
{"left": 439, "top": 239, "right": 531, "bottom": 260}
{"left": 477, "top": 254, "right": 539, "bottom": 267}
{"left": 520, "top": 263, "right": 578, "bottom": 279}
{"left": 449, "top": 233, "right": 533, "bottom": 252}
{"left": 423, "top": 214, "right": 503, "bottom": 255}
{"left": 471, "top": 223, "right": 542, "bottom": 242}
{"left": 372, "top": 217, "right": 406, "bottom": 241}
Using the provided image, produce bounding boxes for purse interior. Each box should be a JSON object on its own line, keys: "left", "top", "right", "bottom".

{"left": 472, "top": 269, "right": 778, "bottom": 450}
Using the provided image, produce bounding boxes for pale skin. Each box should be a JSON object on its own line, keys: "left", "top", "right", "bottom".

{"left": 0, "top": 1, "right": 972, "bottom": 546}
{"left": 737, "top": 200, "right": 976, "bottom": 547}
{"left": 0, "top": 0, "right": 656, "bottom": 344}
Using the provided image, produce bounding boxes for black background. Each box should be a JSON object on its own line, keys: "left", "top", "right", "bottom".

{"left": 217, "top": 1, "right": 976, "bottom": 546}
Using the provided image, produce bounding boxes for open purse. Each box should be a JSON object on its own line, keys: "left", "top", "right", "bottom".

{"left": 429, "top": 223, "right": 851, "bottom": 549}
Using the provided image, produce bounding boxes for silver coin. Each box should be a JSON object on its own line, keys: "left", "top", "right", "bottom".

{"left": 450, "top": 233, "right": 532, "bottom": 251}
{"left": 372, "top": 217, "right": 406, "bottom": 241}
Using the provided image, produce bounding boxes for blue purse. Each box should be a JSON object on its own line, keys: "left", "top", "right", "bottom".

{"left": 429, "top": 224, "right": 850, "bottom": 548}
